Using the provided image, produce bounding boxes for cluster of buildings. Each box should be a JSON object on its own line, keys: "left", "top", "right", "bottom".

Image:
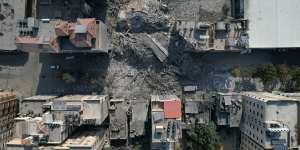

{"left": 175, "top": 0, "right": 300, "bottom": 52}
{"left": 15, "top": 17, "right": 109, "bottom": 53}
{"left": 2, "top": 0, "right": 300, "bottom": 52}
{"left": 212, "top": 92, "right": 300, "bottom": 150}
{"left": 0, "top": 91, "right": 183, "bottom": 150}
{"left": 175, "top": 20, "right": 248, "bottom": 51}
{"left": 6, "top": 94, "right": 110, "bottom": 150}
{"left": 3, "top": 89, "right": 300, "bottom": 150}
{"left": 0, "top": 0, "right": 109, "bottom": 53}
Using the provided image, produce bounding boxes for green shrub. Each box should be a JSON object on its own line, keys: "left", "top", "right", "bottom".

{"left": 230, "top": 65, "right": 241, "bottom": 77}
{"left": 276, "top": 64, "right": 290, "bottom": 81}
{"left": 187, "top": 122, "right": 221, "bottom": 150}
{"left": 62, "top": 73, "right": 76, "bottom": 84}
{"left": 252, "top": 64, "right": 277, "bottom": 83}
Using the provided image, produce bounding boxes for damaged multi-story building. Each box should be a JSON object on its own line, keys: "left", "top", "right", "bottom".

{"left": 0, "top": 0, "right": 27, "bottom": 51}
{"left": 214, "top": 92, "right": 242, "bottom": 128}
{"left": 0, "top": 91, "right": 17, "bottom": 150}
{"left": 151, "top": 95, "right": 182, "bottom": 150}
{"left": 5, "top": 95, "right": 109, "bottom": 150}
{"left": 15, "top": 17, "right": 109, "bottom": 53}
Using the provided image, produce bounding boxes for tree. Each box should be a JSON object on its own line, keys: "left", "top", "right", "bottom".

{"left": 186, "top": 122, "right": 221, "bottom": 150}
{"left": 252, "top": 64, "right": 278, "bottom": 83}
{"left": 290, "top": 67, "right": 300, "bottom": 90}
{"left": 276, "top": 64, "right": 290, "bottom": 81}
{"left": 62, "top": 73, "right": 76, "bottom": 84}
{"left": 230, "top": 65, "right": 241, "bottom": 77}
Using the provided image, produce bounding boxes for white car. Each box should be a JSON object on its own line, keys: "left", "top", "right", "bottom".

{"left": 50, "top": 65, "right": 60, "bottom": 70}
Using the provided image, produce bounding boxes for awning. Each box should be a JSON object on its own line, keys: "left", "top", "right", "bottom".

{"left": 267, "top": 128, "right": 289, "bottom": 132}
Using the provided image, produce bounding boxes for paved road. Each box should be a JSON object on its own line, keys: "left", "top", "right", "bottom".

{"left": 0, "top": 52, "right": 109, "bottom": 97}
{"left": 1, "top": 50, "right": 300, "bottom": 98}
{"left": 0, "top": 52, "right": 41, "bottom": 97}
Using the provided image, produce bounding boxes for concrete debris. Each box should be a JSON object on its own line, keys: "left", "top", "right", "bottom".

{"left": 145, "top": 34, "right": 168, "bottom": 62}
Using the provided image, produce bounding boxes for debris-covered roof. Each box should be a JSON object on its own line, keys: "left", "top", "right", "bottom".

{"left": 0, "top": 0, "right": 26, "bottom": 51}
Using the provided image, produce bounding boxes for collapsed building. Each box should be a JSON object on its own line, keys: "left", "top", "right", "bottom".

{"left": 6, "top": 95, "right": 109, "bottom": 150}
{"left": 108, "top": 98, "right": 149, "bottom": 145}
{"left": 0, "top": 91, "right": 17, "bottom": 150}
{"left": 109, "top": 98, "right": 130, "bottom": 144}
{"left": 215, "top": 92, "right": 242, "bottom": 127}
{"left": 15, "top": 17, "right": 109, "bottom": 53}
{"left": 183, "top": 89, "right": 211, "bottom": 125}
{"left": 151, "top": 95, "right": 182, "bottom": 150}
{"left": 0, "top": 0, "right": 27, "bottom": 51}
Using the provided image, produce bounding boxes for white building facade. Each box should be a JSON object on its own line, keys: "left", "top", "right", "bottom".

{"left": 240, "top": 92, "right": 300, "bottom": 150}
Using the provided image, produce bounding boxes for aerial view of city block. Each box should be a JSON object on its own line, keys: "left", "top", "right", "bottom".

{"left": 0, "top": 0, "right": 300, "bottom": 150}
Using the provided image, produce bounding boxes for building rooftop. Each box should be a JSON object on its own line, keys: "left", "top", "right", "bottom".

{"left": 54, "top": 95, "right": 107, "bottom": 101}
{"left": 245, "top": 0, "right": 300, "bottom": 48}
{"left": 7, "top": 128, "right": 108, "bottom": 149}
{"left": 151, "top": 95, "right": 180, "bottom": 102}
{"left": 23, "top": 95, "right": 58, "bottom": 101}
{"left": 109, "top": 98, "right": 129, "bottom": 140}
{"left": 16, "top": 18, "right": 109, "bottom": 53}
{"left": 243, "top": 92, "right": 298, "bottom": 102}
{"left": 151, "top": 95, "right": 182, "bottom": 144}
{"left": 54, "top": 128, "right": 107, "bottom": 149}
{"left": 0, "top": 91, "right": 16, "bottom": 102}
{"left": 0, "top": 0, "right": 26, "bottom": 51}
{"left": 130, "top": 100, "right": 149, "bottom": 138}
{"left": 185, "top": 101, "right": 199, "bottom": 114}
{"left": 164, "top": 101, "right": 181, "bottom": 119}
{"left": 277, "top": 92, "right": 300, "bottom": 100}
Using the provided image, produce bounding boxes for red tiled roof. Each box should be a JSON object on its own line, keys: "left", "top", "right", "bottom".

{"left": 77, "top": 18, "right": 97, "bottom": 38}
{"left": 77, "top": 18, "right": 96, "bottom": 26}
{"left": 55, "top": 21, "right": 69, "bottom": 36}
{"left": 164, "top": 101, "right": 181, "bottom": 119}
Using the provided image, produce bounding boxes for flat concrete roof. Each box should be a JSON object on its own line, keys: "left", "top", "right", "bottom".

{"left": 23, "top": 95, "right": 57, "bottom": 101}
{"left": 245, "top": 0, "right": 300, "bottom": 48}
{"left": 54, "top": 95, "right": 107, "bottom": 101}
{"left": 243, "top": 92, "right": 298, "bottom": 102}
{"left": 0, "top": 0, "right": 26, "bottom": 51}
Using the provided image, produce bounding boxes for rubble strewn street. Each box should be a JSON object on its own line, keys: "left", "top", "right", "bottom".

{"left": 1, "top": 0, "right": 300, "bottom": 150}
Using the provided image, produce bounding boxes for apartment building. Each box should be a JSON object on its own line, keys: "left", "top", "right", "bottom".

{"left": 240, "top": 92, "right": 300, "bottom": 150}
{"left": 0, "top": 91, "right": 17, "bottom": 150}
